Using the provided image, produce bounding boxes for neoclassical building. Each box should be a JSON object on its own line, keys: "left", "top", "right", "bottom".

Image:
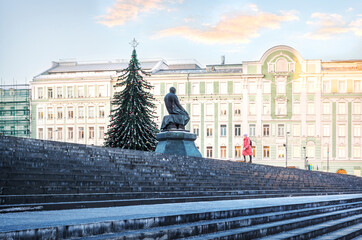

{"left": 31, "top": 45, "right": 362, "bottom": 176}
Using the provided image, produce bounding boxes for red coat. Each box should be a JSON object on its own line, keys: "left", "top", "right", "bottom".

{"left": 243, "top": 137, "right": 252, "bottom": 156}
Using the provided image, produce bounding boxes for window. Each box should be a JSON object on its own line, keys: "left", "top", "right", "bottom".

{"left": 353, "top": 102, "right": 361, "bottom": 114}
{"left": 307, "top": 124, "right": 315, "bottom": 136}
{"left": 206, "top": 82, "right": 213, "bottom": 94}
{"left": 323, "top": 102, "right": 330, "bottom": 114}
{"left": 220, "top": 125, "right": 227, "bottom": 137}
{"left": 47, "top": 88, "right": 53, "bottom": 99}
{"left": 234, "top": 82, "right": 241, "bottom": 94}
{"left": 249, "top": 124, "right": 256, "bottom": 137}
{"left": 67, "top": 87, "right": 73, "bottom": 98}
{"left": 88, "top": 86, "right": 95, "bottom": 97}
{"left": 99, "top": 106, "right": 105, "bottom": 118}
{"left": 220, "top": 103, "right": 227, "bottom": 116}
{"left": 276, "top": 102, "right": 286, "bottom": 115}
{"left": 57, "top": 127, "right": 62, "bottom": 140}
{"left": 153, "top": 83, "right": 160, "bottom": 95}
{"left": 252, "top": 146, "right": 256, "bottom": 158}
{"left": 89, "top": 127, "right": 95, "bottom": 139}
{"left": 57, "top": 107, "right": 63, "bottom": 119}
{"left": 68, "top": 107, "right": 74, "bottom": 119}
{"left": 353, "top": 146, "right": 361, "bottom": 158}
{"left": 307, "top": 80, "right": 315, "bottom": 93}
{"left": 193, "top": 125, "right": 199, "bottom": 136}
{"left": 206, "top": 126, "right": 213, "bottom": 137}
{"left": 249, "top": 82, "right": 257, "bottom": 93}
{"left": 275, "top": 58, "right": 288, "bottom": 72}
{"left": 220, "top": 82, "right": 227, "bottom": 94}
{"left": 38, "top": 108, "right": 44, "bottom": 119}
{"left": 293, "top": 124, "right": 300, "bottom": 136}
{"left": 338, "top": 146, "right": 346, "bottom": 158}
{"left": 206, "top": 103, "right": 213, "bottom": 116}
{"left": 98, "top": 85, "right": 106, "bottom": 97}
{"left": 354, "top": 125, "right": 361, "bottom": 137}
{"left": 78, "top": 106, "right": 84, "bottom": 119}
{"left": 338, "top": 80, "right": 346, "bottom": 93}
{"left": 307, "top": 103, "right": 315, "bottom": 115}
{"left": 192, "top": 104, "right": 200, "bottom": 116}
{"left": 293, "top": 81, "right": 301, "bottom": 93}
{"left": 338, "top": 102, "right": 346, "bottom": 114}
{"left": 293, "top": 146, "right": 301, "bottom": 158}
{"left": 263, "top": 146, "right": 270, "bottom": 158}
{"left": 307, "top": 144, "right": 315, "bottom": 158}
{"left": 47, "top": 107, "right": 53, "bottom": 120}
{"left": 191, "top": 83, "right": 199, "bottom": 94}
{"left": 354, "top": 80, "right": 361, "bottom": 92}
{"left": 234, "top": 103, "right": 241, "bottom": 115}
{"left": 293, "top": 103, "right": 300, "bottom": 115}
{"left": 68, "top": 127, "right": 73, "bottom": 139}
{"left": 47, "top": 128, "right": 53, "bottom": 140}
{"left": 38, "top": 128, "right": 43, "bottom": 139}
{"left": 278, "top": 146, "right": 285, "bottom": 158}
{"left": 78, "top": 86, "right": 84, "bottom": 98}
{"left": 263, "top": 81, "right": 271, "bottom": 93}
{"left": 57, "top": 87, "right": 62, "bottom": 98}
{"left": 249, "top": 103, "right": 256, "bottom": 115}
{"left": 276, "top": 79, "right": 286, "bottom": 94}
{"left": 278, "top": 124, "right": 285, "bottom": 136}
{"left": 323, "top": 125, "right": 330, "bottom": 137}
{"left": 178, "top": 83, "right": 185, "bottom": 95}
{"left": 88, "top": 106, "right": 95, "bottom": 118}
{"left": 206, "top": 146, "right": 213, "bottom": 158}
{"left": 99, "top": 126, "right": 105, "bottom": 139}
{"left": 10, "top": 107, "right": 15, "bottom": 116}
{"left": 235, "top": 124, "right": 241, "bottom": 136}
{"left": 263, "top": 124, "right": 270, "bottom": 136}
{"left": 263, "top": 103, "right": 270, "bottom": 115}
{"left": 322, "top": 81, "right": 331, "bottom": 93}
{"left": 235, "top": 146, "right": 242, "bottom": 158}
{"left": 338, "top": 125, "right": 346, "bottom": 137}
{"left": 78, "top": 127, "right": 85, "bottom": 139}
{"left": 220, "top": 146, "right": 227, "bottom": 158}
{"left": 166, "top": 83, "right": 173, "bottom": 92}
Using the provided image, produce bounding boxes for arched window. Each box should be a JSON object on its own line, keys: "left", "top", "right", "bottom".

{"left": 275, "top": 58, "right": 288, "bottom": 72}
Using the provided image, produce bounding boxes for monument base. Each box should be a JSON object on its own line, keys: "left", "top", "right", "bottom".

{"left": 155, "top": 131, "right": 202, "bottom": 157}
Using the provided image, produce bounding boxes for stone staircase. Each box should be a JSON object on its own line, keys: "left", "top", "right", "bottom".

{"left": 0, "top": 135, "right": 361, "bottom": 213}
{"left": 0, "top": 135, "right": 362, "bottom": 239}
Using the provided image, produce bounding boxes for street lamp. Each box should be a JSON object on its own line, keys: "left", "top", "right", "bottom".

{"left": 303, "top": 146, "right": 308, "bottom": 170}
{"left": 283, "top": 131, "right": 290, "bottom": 168}
{"left": 327, "top": 145, "right": 330, "bottom": 173}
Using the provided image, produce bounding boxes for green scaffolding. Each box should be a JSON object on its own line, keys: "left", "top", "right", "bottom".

{"left": 0, "top": 84, "right": 31, "bottom": 137}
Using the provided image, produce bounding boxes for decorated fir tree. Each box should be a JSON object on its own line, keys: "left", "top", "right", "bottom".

{"left": 105, "top": 39, "right": 158, "bottom": 151}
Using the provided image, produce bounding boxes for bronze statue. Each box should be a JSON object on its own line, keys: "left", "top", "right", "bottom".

{"left": 160, "top": 87, "right": 189, "bottom": 131}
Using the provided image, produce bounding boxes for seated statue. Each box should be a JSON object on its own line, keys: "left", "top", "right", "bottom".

{"left": 160, "top": 87, "right": 190, "bottom": 131}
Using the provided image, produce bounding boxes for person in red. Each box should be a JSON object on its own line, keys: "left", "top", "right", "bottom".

{"left": 243, "top": 133, "right": 253, "bottom": 163}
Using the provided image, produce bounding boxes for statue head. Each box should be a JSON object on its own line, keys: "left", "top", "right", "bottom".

{"left": 170, "top": 87, "right": 176, "bottom": 94}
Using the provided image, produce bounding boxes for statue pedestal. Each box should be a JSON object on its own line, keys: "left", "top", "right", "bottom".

{"left": 155, "top": 131, "right": 202, "bottom": 157}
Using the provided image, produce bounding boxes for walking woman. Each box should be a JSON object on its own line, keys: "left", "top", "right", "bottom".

{"left": 243, "top": 134, "right": 252, "bottom": 163}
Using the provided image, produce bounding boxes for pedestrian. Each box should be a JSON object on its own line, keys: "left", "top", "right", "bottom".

{"left": 243, "top": 133, "right": 252, "bottom": 163}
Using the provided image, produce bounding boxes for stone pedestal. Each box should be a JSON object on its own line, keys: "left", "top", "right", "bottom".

{"left": 155, "top": 131, "right": 202, "bottom": 157}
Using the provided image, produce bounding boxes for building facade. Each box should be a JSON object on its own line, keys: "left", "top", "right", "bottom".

{"left": 0, "top": 84, "right": 30, "bottom": 137}
{"left": 31, "top": 46, "right": 362, "bottom": 176}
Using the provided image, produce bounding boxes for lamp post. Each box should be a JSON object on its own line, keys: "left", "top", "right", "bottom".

{"left": 327, "top": 145, "right": 330, "bottom": 173}
{"left": 284, "top": 131, "right": 290, "bottom": 168}
{"left": 303, "top": 146, "right": 308, "bottom": 170}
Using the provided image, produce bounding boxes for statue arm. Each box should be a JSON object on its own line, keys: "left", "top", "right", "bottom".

{"left": 175, "top": 95, "right": 189, "bottom": 115}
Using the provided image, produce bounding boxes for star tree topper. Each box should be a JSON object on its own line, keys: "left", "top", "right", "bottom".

{"left": 130, "top": 38, "right": 139, "bottom": 49}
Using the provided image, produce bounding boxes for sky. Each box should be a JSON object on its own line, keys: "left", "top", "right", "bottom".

{"left": 0, "top": 0, "right": 361, "bottom": 85}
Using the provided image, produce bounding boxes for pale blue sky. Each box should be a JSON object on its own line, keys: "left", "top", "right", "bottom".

{"left": 0, "top": 0, "right": 361, "bottom": 85}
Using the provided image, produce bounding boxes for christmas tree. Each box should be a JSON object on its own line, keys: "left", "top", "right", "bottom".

{"left": 105, "top": 39, "right": 159, "bottom": 151}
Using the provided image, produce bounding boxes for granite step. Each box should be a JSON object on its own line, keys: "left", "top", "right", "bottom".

{"left": 307, "top": 222, "right": 362, "bottom": 240}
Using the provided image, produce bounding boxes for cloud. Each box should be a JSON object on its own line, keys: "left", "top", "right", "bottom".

{"left": 155, "top": 9, "right": 299, "bottom": 44}
{"left": 346, "top": 7, "right": 354, "bottom": 12}
{"left": 97, "top": 0, "right": 178, "bottom": 27}
{"left": 305, "top": 12, "right": 362, "bottom": 39}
